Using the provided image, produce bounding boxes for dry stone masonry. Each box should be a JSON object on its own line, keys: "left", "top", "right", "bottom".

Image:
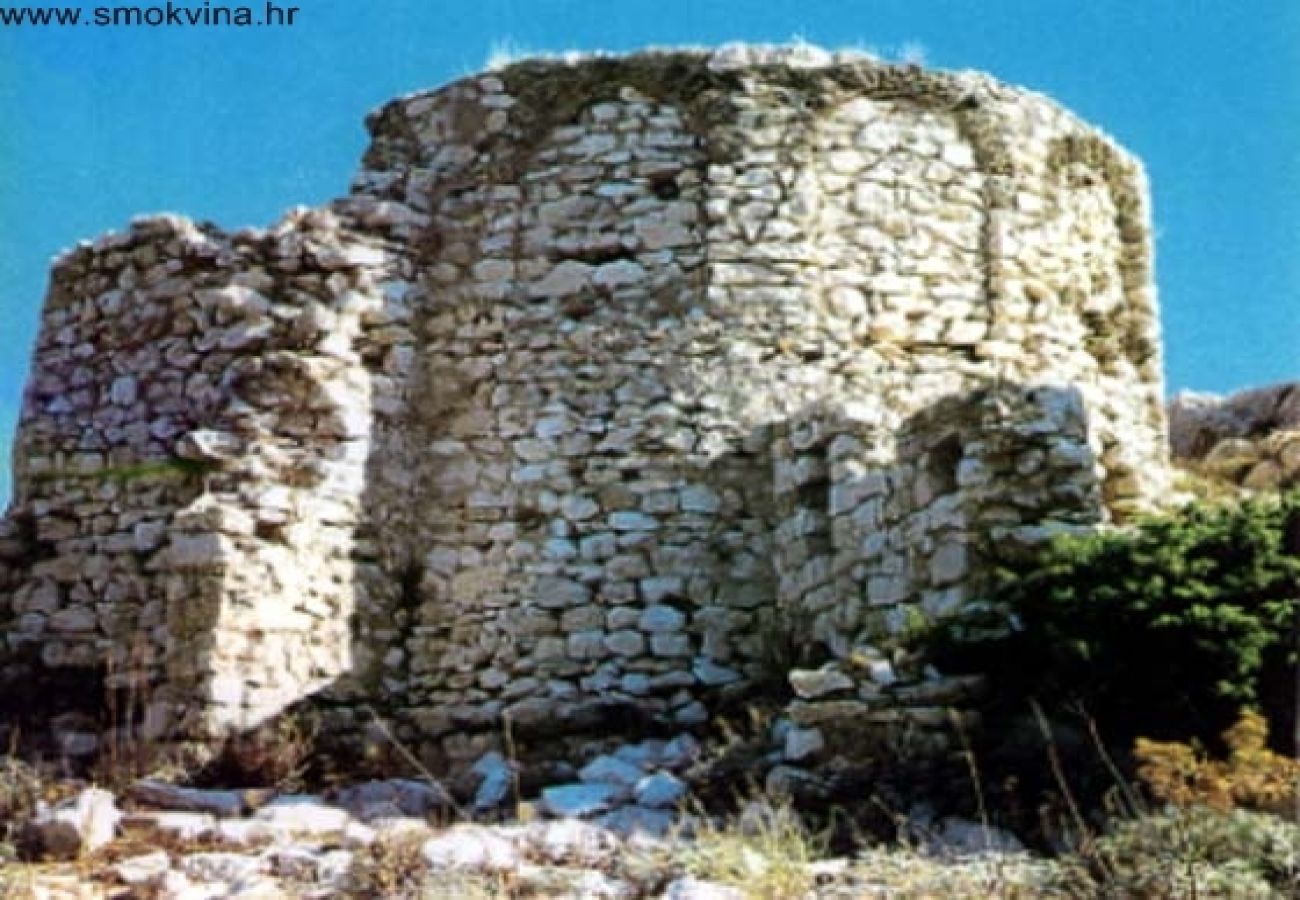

{"left": 0, "top": 46, "right": 1171, "bottom": 769}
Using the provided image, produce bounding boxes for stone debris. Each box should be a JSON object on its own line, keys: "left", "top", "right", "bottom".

{"left": 540, "top": 783, "right": 626, "bottom": 818}
{"left": 635, "top": 771, "right": 688, "bottom": 809}
{"left": 0, "top": 763, "right": 1051, "bottom": 899}
{"left": 329, "top": 777, "right": 455, "bottom": 821}
{"left": 24, "top": 788, "right": 121, "bottom": 860}
{"left": 661, "top": 877, "right": 747, "bottom": 900}
{"left": 421, "top": 824, "right": 523, "bottom": 872}
{"left": 128, "top": 780, "right": 248, "bottom": 817}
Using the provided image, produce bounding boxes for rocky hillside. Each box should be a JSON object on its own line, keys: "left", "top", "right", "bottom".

{"left": 1168, "top": 382, "right": 1300, "bottom": 490}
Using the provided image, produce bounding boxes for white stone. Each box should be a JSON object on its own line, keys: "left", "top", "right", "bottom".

{"left": 114, "top": 850, "right": 171, "bottom": 886}
{"left": 30, "top": 788, "right": 121, "bottom": 859}
{"left": 422, "top": 825, "right": 521, "bottom": 872}
{"left": 253, "top": 796, "right": 351, "bottom": 836}
{"left": 524, "top": 818, "right": 619, "bottom": 865}
{"left": 662, "top": 877, "right": 745, "bottom": 900}
{"left": 788, "top": 667, "right": 854, "bottom": 699}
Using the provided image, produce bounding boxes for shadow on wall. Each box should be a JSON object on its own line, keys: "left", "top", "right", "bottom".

{"left": 0, "top": 340, "right": 1112, "bottom": 775}
{"left": 254, "top": 379, "right": 1113, "bottom": 775}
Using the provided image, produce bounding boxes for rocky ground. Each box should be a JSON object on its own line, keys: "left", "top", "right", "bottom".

{"left": 2, "top": 732, "right": 1058, "bottom": 900}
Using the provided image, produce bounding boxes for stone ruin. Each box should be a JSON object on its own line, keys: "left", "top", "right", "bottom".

{"left": 0, "top": 46, "right": 1171, "bottom": 770}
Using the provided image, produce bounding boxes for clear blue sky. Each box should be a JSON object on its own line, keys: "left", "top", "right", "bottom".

{"left": 1, "top": 0, "right": 1297, "bottom": 503}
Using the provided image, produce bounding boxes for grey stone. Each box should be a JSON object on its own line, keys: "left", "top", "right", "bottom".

{"left": 472, "top": 751, "right": 516, "bottom": 812}
{"left": 639, "top": 605, "right": 686, "bottom": 633}
{"left": 540, "top": 783, "right": 625, "bottom": 818}
{"left": 178, "top": 851, "right": 264, "bottom": 884}
{"left": 633, "top": 771, "right": 687, "bottom": 808}
{"left": 783, "top": 726, "right": 825, "bottom": 762}
{"left": 129, "top": 780, "right": 246, "bottom": 817}
{"left": 579, "top": 754, "right": 644, "bottom": 788}
{"left": 788, "top": 666, "right": 854, "bottom": 700}
{"left": 597, "top": 805, "right": 677, "bottom": 840}
{"left": 331, "top": 778, "right": 454, "bottom": 820}
{"left": 921, "top": 816, "right": 1027, "bottom": 857}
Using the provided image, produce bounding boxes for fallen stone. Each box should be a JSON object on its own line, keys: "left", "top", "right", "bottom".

{"left": 129, "top": 779, "right": 247, "bottom": 817}
{"left": 253, "top": 796, "right": 351, "bottom": 836}
{"left": 515, "top": 865, "right": 633, "bottom": 899}
{"left": 524, "top": 818, "right": 619, "bottom": 866}
{"left": 227, "top": 876, "right": 291, "bottom": 900}
{"left": 331, "top": 778, "right": 454, "bottom": 821}
{"left": 783, "top": 726, "right": 825, "bottom": 762}
{"left": 421, "top": 825, "right": 521, "bottom": 872}
{"left": 114, "top": 850, "right": 171, "bottom": 886}
{"left": 128, "top": 811, "right": 218, "bottom": 842}
{"left": 178, "top": 851, "right": 264, "bottom": 884}
{"left": 661, "top": 876, "right": 746, "bottom": 900}
{"left": 540, "top": 783, "right": 625, "bottom": 818}
{"left": 634, "top": 771, "right": 687, "bottom": 809}
{"left": 922, "top": 816, "right": 1027, "bottom": 857}
{"left": 471, "top": 750, "right": 516, "bottom": 812}
{"left": 613, "top": 740, "right": 666, "bottom": 770}
{"left": 596, "top": 805, "right": 677, "bottom": 840}
{"left": 660, "top": 734, "right": 702, "bottom": 770}
{"left": 26, "top": 788, "right": 121, "bottom": 859}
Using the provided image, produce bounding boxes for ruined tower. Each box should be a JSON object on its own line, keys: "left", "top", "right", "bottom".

{"left": 0, "top": 46, "right": 1168, "bottom": 766}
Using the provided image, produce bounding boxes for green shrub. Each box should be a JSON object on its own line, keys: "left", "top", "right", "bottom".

{"left": 1089, "top": 807, "right": 1300, "bottom": 898}
{"left": 936, "top": 492, "right": 1300, "bottom": 749}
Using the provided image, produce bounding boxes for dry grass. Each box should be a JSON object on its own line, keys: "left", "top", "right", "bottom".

{"left": 679, "top": 802, "right": 824, "bottom": 900}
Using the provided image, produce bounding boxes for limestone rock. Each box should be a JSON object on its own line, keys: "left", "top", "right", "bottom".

{"left": 421, "top": 825, "right": 521, "bottom": 872}
{"left": 25, "top": 788, "right": 121, "bottom": 859}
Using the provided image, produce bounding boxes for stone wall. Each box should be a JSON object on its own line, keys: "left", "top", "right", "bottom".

{"left": 0, "top": 47, "right": 1171, "bottom": 767}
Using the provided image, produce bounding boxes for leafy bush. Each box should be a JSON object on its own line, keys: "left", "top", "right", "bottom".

{"left": 1135, "top": 711, "right": 1298, "bottom": 818}
{"left": 936, "top": 492, "right": 1300, "bottom": 749}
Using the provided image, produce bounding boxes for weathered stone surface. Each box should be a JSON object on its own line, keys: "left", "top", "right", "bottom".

{"left": 0, "top": 46, "right": 1169, "bottom": 768}
{"left": 421, "top": 825, "right": 521, "bottom": 872}
{"left": 1168, "top": 383, "right": 1300, "bottom": 491}
{"left": 789, "top": 667, "right": 855, "bottom": 700}
{"left": 253, "top": 797, "right": 351, "bottom": 836}
{"left": 540, "top": 783, "right": 626, "bottom": 818}
{"left": 634, "top": 771, "right": 687, "bottom": 809}
{"left": 471, "top": 750, "right": 516, "bottom": 812}
{"left": 330, "top": 778, "right": 454, "bottom": 820}
{"left": 579, "top": 755, "right": 645, "bottom": 788}
{"left": 662, "top": 877, "right": 746, "bottom": 900}
{"left": 128, "top": 780, "right": 246, "bottom": 818}
{"left": 26, "top": 788, "right": 121, "bottom": 859}
{"left": 524, "top": 818, "right": 620, "bottom": 866}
